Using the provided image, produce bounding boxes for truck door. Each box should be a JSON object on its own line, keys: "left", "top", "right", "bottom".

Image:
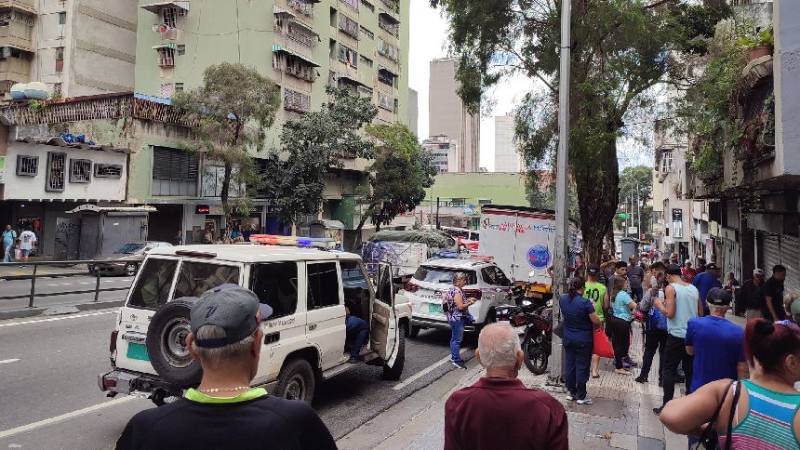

{"left": 370, "top": 263, "right": 397, "bottom": 360}
{"left": 305, "top": 262, "right": 346, "bottom": 369}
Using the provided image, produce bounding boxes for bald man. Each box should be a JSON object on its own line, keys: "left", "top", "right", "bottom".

{"left": 444, "top": 323, "right": 568, "bottom": 450}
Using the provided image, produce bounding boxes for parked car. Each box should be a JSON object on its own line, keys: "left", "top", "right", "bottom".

{"left": 89, "top": 242, "right": 173, "bottom": 277}
{"left": 98, "top": 241, "right": 410, "bottom": 406}
{"left": 398, "top": 256, "right": 513, "bottom": 336}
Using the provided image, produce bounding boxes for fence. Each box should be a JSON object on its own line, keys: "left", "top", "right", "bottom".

{"left": 0, "top": 260, "right": 131, "bottom": 308}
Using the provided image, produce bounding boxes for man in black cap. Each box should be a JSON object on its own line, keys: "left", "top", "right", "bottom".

{"left": 116, "top": 286, "right": 336, "bottom": 450}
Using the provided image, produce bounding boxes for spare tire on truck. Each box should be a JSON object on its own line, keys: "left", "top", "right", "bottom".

{"left": 146, "top": 298, "right": 202, "bottom": 389}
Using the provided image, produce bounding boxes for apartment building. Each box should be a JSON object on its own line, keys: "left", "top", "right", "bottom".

{"left": 422, "top": 134, "right": 457, "bottom": 173}
{"left": 494, "top": 115, "right": 521, "bottom": 172}
{"left": 0, "top": 0, "right": 137, "bottom": 98}
{"left": 429, "top": 57, "right": 480, "bottom": 172}
{"left": 131, "top": 0, "right": 410, "bottom": 242}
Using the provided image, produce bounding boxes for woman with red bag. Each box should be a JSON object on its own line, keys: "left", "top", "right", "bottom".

{"left": 560, "top": 277, "right": 602, "bottom": 405}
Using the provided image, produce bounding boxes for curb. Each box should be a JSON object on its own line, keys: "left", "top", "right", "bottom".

{"left": 0, "top": 300, "right": 124, "bottom": 321}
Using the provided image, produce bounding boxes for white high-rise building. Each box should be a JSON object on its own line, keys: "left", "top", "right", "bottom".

{"left": 494, "top": 115, "right": 522, "bottom": 172}
{"left": 422, "top": 135, "right": 458, "bottom": 173}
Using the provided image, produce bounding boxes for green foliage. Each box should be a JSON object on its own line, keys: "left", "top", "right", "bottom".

{"left": 261, "top": 87, "right": 378, "bottom": 225}
{"left": 433, "top": 0, "right": 730, "bottom": 262}
{"left": 173, "top": 63, "right": 280, "bottom": 221}
{"left": 27, "top": 100, "right": 46, "bottom": 112}
{"left": 355, "top": 123, "right": 437, "bottom": 232}
{"left": 525, "top": 172, "right": 579, "bottom": 223}
{"left": 618, "top": 166, "right": 653, "bottom": 235}
{"left": 737, "top": 25, "right": 773, "bottom": 49}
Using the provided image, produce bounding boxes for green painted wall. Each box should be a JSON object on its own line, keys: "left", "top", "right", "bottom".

{"left": 424, "top": 172, "right": 529, "bottom": 207}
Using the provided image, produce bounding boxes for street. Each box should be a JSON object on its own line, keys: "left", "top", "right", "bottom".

{"left": 0, "top": 306, "right": 473, "bottom": 449}
{"left": 0, "top": 275, "right": 132, "bottom": 313}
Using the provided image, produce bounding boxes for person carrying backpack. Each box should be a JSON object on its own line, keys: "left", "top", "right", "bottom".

{"left": 636, "top": 263, "right": 669, "bottom": 385}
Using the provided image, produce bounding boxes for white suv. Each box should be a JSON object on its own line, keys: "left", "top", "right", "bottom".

{"left": 398, "top": 257, "right": 512, "bottom": 336}
{"left": 98, "top": 244, "right": 410, "bottom": 405}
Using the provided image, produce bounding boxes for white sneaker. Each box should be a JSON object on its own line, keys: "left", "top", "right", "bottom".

{"left": 577, "top": 398, "right": 593, "bottom": 405}
{"left": 565, "top": 394, "right": 575, "bottom": 401}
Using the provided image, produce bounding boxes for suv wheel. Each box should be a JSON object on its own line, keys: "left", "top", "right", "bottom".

{"left": 145, "top": 298, "right": 202, "bottom": 388}
{"left": 383, "top": 324, "right": 406, "bottom": 381}
{"left": 275, "top": 358, "right": 316, "bottom": 404}
{"left": 125, "top": 263, "right": 138, "bottom": 277}
{"left": 408, "top": 324, "right": 421, "bottom": 338}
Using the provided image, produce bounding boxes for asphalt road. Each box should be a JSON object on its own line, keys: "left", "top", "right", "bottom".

{"left": 0, "top": 276, "right": 133, "bottom": 312}
{"left": 0, "top": 308, "right": 473, "bottom": 449}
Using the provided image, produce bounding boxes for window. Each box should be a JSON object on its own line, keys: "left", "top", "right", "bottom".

{"left": 378, "top": 13, "right": 399, "bottom": 37}
{"left": 450, "top": 198, "right": 466, "bottom": 207}
{"left": 478, "top": 199, "right": 492, "bottom": 206}
{"left": 202, "top": 164, "right": 243, "bottom": 197}
{"left": 362, "top": 0, "right": 375, "bottom": 12}
{"left": 287, "top": 23, "right": 315, "bottom": 47}
{"left": 58, "top": 11, "right": 66, "bottom": 25}
{"left": 175, "top": 82, "right": 184, "bottom": 93}
{"left": 69, "top": 159, "right": 91, "bottom": 183}
{"left": 341, "top": 260, "right": 370, "bottom": 317}
{"left": 173, "top": 262, "right": 240, "bottom": 298}
{"left": 377, "top": 92, "right": 394, "bottom": 112}
{"left": 378, "top": 39, "right": 399, "bottom": 62}
{"left": 413, "top": 266, "right": 477, "bottom": 285}
{"left": 157, "top": 47, "right": 175, "bottom": 67}
{"left": 307, "top": 262, "right": 340, "bottom": 309}
{"left": 378, "top": 68, "right": 396, "bottom": 87}
{"left": 16, "top": 155, "right": 37, "bottom": 176}
{"left": 660, "top": 150, "right": 673, "bottom": 173}
{"left": 337, "top": 43, "right": 358, "bottom": 67}
{"left": 671, "top": 208, "right": 684, "bottom": 239}
{"left": 250, "top": 262, "right": 299, "bottom": 319}
{"left": 329, "top": 7, "right": 337, "bottom": 27}
{"left": 359, "top": 26, "right": 374, "bottom": 40}
{"left": 127, "top": 258, "right": 178, "bottom": 309}
{"left": 283, "top": 88, "right": 311, "bottom": 113}
{"left": 340, "top": 0, "right": 359, "bottom": 11}
{"left": 161, "top": 7, "right": 178, "bottom": 28}
{"left": 289, "top": 0, "right": 313, "bottom": 17}
{"left": 177, "top": 44, "right": 186, "bottom": 55}
{"left": 380, "top": 0, "right": 399, "bottom": 12}
{"left": 338, "top": 14, "right": 359, "bottom": 39}
{"left": 94, "top": 163, "right": 122, "bottom": 178}
{"left": 481, "top": 266, "right": 511, "bottom": 287}
{"left": 283, "top": 55, "right": 316, "bottom": 82}
{"left": 152, "top": 146, "right": 198, "bottom": 196}
{"left": 55, "top": 47, "right": 64, "bottom": 72}
{"left": 45, "top": 152, "right": 66, "bottom": 192}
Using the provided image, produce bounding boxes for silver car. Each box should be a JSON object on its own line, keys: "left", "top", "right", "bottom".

{"left": 90, "top": 242, "right": 173, "bottom": 277}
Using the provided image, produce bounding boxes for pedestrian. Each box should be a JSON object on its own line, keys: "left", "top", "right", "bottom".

{"left": 628, "top": 256, "right": 645, "bottom": 303}
{"left": 685, "top": 288, "right": 748, "bottom": 394}
{"left": 584, "top": 264, "right": 609, "bottom": 378}
{"left": 174, "top": 228, "right": 183, "bottom": 246}
{"left": 444, "top": 323, "right": 569, "bottom": 450}
{"left": 692, "top": 262, "right": 721, "bottom": 316}
{"left": 740, "top": 268, "right": 766, "bottom": 321}
{"left": 18, "top": 226, "right": 36, "bottom": 262}
{"left": 606, "top": 261, "right": 628, "bottom": 294}
{"left": 560, "top": 277, "right": 601, "bottom": 404}
{"left": 444, "top": 272, "right": 476, "bottom": 369}
{"left": 2, "top": 224, "right": 16, "bottom": 263}
{"left": 724, "top": 271, "right": 739, "bottom": 292}
{"left": 635, "top": 262, "right": 669, "bottom": 385}
{"left": 786, "top": 290, "right": 800, "bottom": 324}
{"left": 606, "top": 276, "right": 636, "bottom": 375}
{"left": 681, "top": 260, "right": 697, "bottom": 282}
{"left": 116, "top": 286, "right": 336, "bottom": 450}
{"left": 696, "top": 257, "right": 707, "bottom": 274}
{"left": 660, "top": 319, "right": 800, "bottom": 449}
{"left": 763, "top": 264, "right": 788, "bottom": 321}
{"left": 653, "top": 264, "right": 701, "bottom": 415}
{"left": 345, "top": 305, "right": 369, "bottom": 363}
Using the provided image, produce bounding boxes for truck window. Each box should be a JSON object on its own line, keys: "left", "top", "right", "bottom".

{"left": 481, "top": 266, "right": 511, "bottom": 286}
{"left": 250, "top": 262, "right": 298, "bottom": 319}
{"left": 173, "top": 261, "right": 240, "bottom": 298}
{"left": 127, "top": 258, "right": 178, "bottom": 309}
{"left": 413, "top": 266, "right": 477, "bottom": 285}
{"left": 307, "top": 262, "right": 340, "bottom": 310}
{"left": 341, "top": 261, "right": 370, "bottom": 318}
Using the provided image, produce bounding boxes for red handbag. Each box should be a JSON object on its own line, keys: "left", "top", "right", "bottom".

{"left": 592, "top": 328, "right": 614, "bottom": 358}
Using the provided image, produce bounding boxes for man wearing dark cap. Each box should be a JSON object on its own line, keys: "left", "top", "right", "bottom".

{"left": 116, "top": 286, "right": 336, "bottom": 450}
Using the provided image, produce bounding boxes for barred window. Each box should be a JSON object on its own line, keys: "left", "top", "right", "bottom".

{"left": 45, "top": 152, "right": 66, "bottom": 192}
{"left": 95, "top": 164, "right": 123, "bottom": 178}
{"left": 338, "top": 14, "right": 359, "bottom": 39}
{"left": 16, "top": 155, "right": 38, "bottom": 177}
{"left": 69, "top": 159, "right": 92, "bottom": 183}
{"left": 283, "top": 88, "right": 311, "bottom": 113}
{"left": 152, "top": 147, "right": 198, "bottom": 196}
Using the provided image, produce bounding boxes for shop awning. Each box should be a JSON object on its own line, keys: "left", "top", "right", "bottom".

{"left": 141, "top": 1, "right": 190, "bottom": 14}
{"left": 68, "top": 205, "right": 157, "bottom": 214}
{"left": 273, "top": 6, "right": 295, "bottom": 17}
{"left": 271, "top": 44, "right": 320, "bottom": 67}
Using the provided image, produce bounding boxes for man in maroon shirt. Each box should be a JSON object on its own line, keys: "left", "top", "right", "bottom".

{"left": 444, "top": 323, "right": 569, "bottom": 450}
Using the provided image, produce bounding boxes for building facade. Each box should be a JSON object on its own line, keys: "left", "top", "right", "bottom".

{"left": 0, "top": 0, "right": 137, "bottom": 98}
{"left": 494, "top": 115, "right": 521, "bottom": 172}
{"left": 407, "top": 87, "right": 417, "bottom": 136}
{"left": 422, "top": 134, "right": 457, "bottom": 173}
{"left": 428, "top": 57, "right": 480, "bottom": 172}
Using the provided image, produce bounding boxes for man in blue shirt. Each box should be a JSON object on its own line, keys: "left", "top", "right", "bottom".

{"left": 685, "top": 287, "right": 747, "bottom": 393}
{"left": 2, "top": 225, "right": 16, "bottom": 262}
{"left": 692, "top": 262, "right": 721, "bottom": 315}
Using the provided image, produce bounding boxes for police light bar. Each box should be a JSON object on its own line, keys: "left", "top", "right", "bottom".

{"left": 249, "top": 234, "right": 336, "bottom": 250}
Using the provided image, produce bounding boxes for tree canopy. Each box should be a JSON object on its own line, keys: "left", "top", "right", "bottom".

{"left": 173, "top": 63, "right": 280, "bottom": 226}
{"left": 432, "top": 0, "right": 730, "bottom": 263}
{"left": 618, "top": 165, "right": 653, "bottom": 236}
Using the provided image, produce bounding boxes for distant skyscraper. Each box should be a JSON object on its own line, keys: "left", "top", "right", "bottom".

{"left": 408, "top": 88, "right": 419, "bottom": 136}
{"left": 428, "top": 58, "right": 480, "bottom": 172}
{"left": 422, "top": 135, "right": 458, "bottom": 173}
{"left": 494, "top": 115, "right": 522, "bottom": 172}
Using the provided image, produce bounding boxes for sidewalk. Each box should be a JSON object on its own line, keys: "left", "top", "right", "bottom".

{"left": 339, "top": 321, "right": 691, "bottom": 450}
{"left": 0, "top": 260, "right": 89, "bottom": 278}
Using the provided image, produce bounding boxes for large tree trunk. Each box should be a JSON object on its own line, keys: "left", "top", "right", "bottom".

{"left": 573, "top": 137, "right": 619, "bottom": 266}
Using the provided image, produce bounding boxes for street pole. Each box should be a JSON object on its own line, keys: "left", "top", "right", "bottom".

{"left": 436, "top": 197, "right": 441, "bottom": 230}
{"left": 636, "top": 181, "right": 641, "bottom": 239}
{"left": 549, "top": 0, "right": 571, "bottom": 385}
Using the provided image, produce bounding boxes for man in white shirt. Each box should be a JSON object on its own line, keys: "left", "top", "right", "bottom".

{"left": 18, "top": 227, "right": 37, "bottom": 261}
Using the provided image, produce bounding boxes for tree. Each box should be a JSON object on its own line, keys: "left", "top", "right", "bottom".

{"left": 173, "top": 63, "right": 280, "bottom": 228}
{"left": 261, "top": 87, "right": 378, "bottom": 226}
{"left": 432, "top": 0, "right": 730, "bottom": 263}
{"left": 354, "top": 123, "right": 437, "bottom": 236}
{"left": 618, "top": 165, "right": 653, "bottom": 236}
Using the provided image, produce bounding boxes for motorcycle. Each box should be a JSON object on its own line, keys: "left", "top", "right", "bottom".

{"left": 496, "top": 287, "right": 553, "bottom": 375}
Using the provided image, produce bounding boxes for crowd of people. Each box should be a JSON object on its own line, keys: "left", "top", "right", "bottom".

{"left": 2, "top": 223, "right": 37, "bottom": 263}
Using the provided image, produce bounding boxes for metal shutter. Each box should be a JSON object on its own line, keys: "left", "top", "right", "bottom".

{"left": 781, "top": 235, "right": 800, "bottom": 292}
{"left": 762, "top": 233, "right": 781, "bottom": 275}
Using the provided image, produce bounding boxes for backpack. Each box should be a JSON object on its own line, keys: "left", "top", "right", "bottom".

{"left": 647, "top": 304, "right": 668, "bottom": 331}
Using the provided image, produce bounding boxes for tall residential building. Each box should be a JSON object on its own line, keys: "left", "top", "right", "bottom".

{"left": 0, "top": 0, "right": 137, "bottom": 98}
{"left": 422, "top": 135, "right": 457, "bottom": 173}
{"left": 428, "top": 57, "right": 480, "bottom": 172}
{"left": 408, "top": 87, "right": 418, "bottom": 136}
{"left": 494, "top": 115, "right": 521, "bottom": 172}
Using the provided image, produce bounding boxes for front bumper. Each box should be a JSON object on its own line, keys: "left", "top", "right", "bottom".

{"left": 98, "top": 369, "right": 179, "bottom": 396}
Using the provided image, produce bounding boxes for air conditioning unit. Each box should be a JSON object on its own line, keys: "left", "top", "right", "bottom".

{"left": 1, "top": 47, "right": 10, "bottom": 58}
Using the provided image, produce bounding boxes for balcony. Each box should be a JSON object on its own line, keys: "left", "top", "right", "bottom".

{"left": 140, "top": 1, "right": 190, "bottom": 14}
{"left": 379, "top": 0, "right": 399, "bottom": 13}
{"left": 283, "top": 87, "right": 311, "bottom": 113}
{"left": 0, "top": 0, "right": 36, "bottom": 15}
{"left": 0, "top": 53, "right": 30, "bottom": 84}
{"left": 378, "top": 13, "right": 399, "bottom": 38}
{"left": 0, "top": 20, "right": 33, "bottom": 53}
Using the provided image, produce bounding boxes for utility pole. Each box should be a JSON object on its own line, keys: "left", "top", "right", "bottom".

{"left": 549, "top": 0, "right": 571, "bottom": 385}
{"left": 636, "top": 181, "right": 641, "bottom": 239}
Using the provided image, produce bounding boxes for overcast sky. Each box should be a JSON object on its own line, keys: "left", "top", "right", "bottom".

{"left": 408, "top": 2, "right": 652, "bottom": 171}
